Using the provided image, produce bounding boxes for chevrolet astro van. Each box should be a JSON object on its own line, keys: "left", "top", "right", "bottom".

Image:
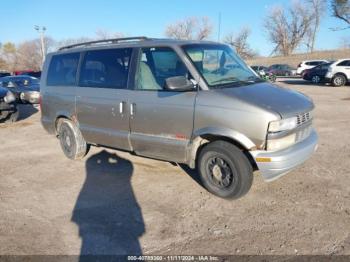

{"left": 40, "top": 37, "right": 318, "bottom": 199}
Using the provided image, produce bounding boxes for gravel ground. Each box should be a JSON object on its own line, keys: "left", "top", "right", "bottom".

{"left": 0, "top": 79, "right": 349, "bottom": 256}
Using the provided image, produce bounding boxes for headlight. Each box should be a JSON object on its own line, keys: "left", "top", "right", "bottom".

{"left": 4, "top": 91, "right": 15, "bottom": 103}
{"left": 268, "top": 117, "right": 298, "bottom": 133}
{"left": 266, "top": 133, "right": 296, "bottom": 151}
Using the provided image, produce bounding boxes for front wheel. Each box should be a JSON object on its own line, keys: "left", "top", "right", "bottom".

{"left": 197, "top": 141, "right": 253, "bottom": 199}
{"left": 57, "top": 119, "right": 90, "bottom": 160}
{"left": 4, "top": 107, "right": 19, "bottom": 123}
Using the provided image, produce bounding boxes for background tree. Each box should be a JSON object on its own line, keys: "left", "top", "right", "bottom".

{"left": 16, "top": 40, "right": 42, "bottom": 71}
{"left": 223, "top": 28, "right": 257, "bottom": 59}
{"left": 306, "top": 0, "right": 327, "bottom": 52}
{"left": 165, "top": 17, "right": 213, "bottom": 40}
{"left": 0, "top": 42, "right": 17, "bottom": 71}
{"left": 331, "top": 0, "right": 350, "bottom": 28}
{"left": 264, "top": 2, "right": 313, "bottom": 56}
{"left": 95, "top": 29, "right": 124, "bottom": 40}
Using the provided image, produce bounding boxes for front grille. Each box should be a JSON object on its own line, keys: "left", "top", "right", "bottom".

{"left": 295, "top": 124, "right": 312, "bottom": 143}
{"left": 297, "top": 112, "right": 312, "bottom": 125}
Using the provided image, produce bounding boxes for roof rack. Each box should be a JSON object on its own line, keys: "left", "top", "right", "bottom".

{"left": 58, "top": 36, "right": 149, "bottom": 51}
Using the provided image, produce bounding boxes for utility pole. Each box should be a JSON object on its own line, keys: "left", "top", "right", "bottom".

{"left": 34, "top": 25, "right": 46, "bottom": 68}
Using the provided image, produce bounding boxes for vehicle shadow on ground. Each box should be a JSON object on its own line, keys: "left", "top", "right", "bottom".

{"left": 17, "top": 104, "right": 38, "bottom": 121}
{"left": 179, "top": 164, "right": 204, "bottom": 188}
{"left": 277, "top": 79, "right": 323, "bottom": 86}
{"left": 71, "top": 150, "right": 145, "bottom": 259}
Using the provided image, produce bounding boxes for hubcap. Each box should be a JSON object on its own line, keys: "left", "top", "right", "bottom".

{"left": 207, "top": 157, "right": 234, "bottom": 188}
{"left": 65, "top": 135, "right": 71, "bottom": 147}
{"left": 312, "top": 76, "right": 320, "bottom": 83}
{"left": 61, "top": 128, "right": 73, "bottom": 154}
{"left": 335, "top": 77, "right": 343, "bottom": 86}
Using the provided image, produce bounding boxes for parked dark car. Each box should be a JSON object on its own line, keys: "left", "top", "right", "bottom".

{"left": 0, "top": 87, "right": 18, "bottom": 123}
{"left": 268, "top": 64, "right": 296, "bottom": 76}
{"left": 0, "top": 75, "right": 40, "bottom": 104}
{"left": 302, "top": 62, "right": 332, "bottom": 84}
{"left": 0, "top": 71, "right": 11, "bottom": 78}
{"left": 19, "top": 71, "right": 42, "bottom": 79}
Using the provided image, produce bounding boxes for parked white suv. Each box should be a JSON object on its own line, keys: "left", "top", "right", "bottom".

{"left": 297, "top": 60, "right": 328, "bottom": 75}
{"left": 325, "top": 59, "right": 350, "bottom": 87}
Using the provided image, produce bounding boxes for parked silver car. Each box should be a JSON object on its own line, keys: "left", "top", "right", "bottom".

{"left": 40, "top": 37, "right": 318, "bottom": 199}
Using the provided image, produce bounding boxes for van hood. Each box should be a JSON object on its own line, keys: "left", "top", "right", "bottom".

{"left": 217, "top": 82, "right": 314, "bottom": 118}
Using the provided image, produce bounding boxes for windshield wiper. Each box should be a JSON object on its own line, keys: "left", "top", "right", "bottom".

{"left": 211, "top": 77, "right": 240, "bottom": 84}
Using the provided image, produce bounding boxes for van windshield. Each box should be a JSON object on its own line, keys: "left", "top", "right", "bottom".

{"left": 182, "top": 44, "right": 262, "bottom": 88}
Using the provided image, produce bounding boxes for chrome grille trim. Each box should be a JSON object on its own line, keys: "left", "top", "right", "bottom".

{"left": 297, "top": 112, "right": 312, "bottom": 126}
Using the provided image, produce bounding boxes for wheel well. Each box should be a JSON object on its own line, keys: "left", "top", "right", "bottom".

{"left": 333, "top": 72, "right": 348, "bottom": 81}
{"left": 194, "top": 134, "right": 258, "bottom": 171}
{"left": 55, "top": 116, "right": 70, "bottom": 135}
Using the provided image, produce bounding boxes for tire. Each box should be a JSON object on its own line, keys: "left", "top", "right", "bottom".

{"left": 197, "top": 141, "right": 253, "bottom": 199}
{"left": 311, "top": 75, "right": 321, "bottom": 84}
{"left": 332, "top": 74, "right": 346, "bottom": 87}
{"left": 4, "top": 108, "right": 19, "bottom": 123}
{"left": 57, "top": 119, "right": 89, "bottom": 160}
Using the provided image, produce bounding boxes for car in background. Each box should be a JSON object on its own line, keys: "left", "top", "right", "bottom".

{"left": 251, "top": 65, "right": 276, "bottom": 82}
{"left": 302, "top": 62, "right": 332, "bottom": 84}
{"left": 18, "top": 71, "right": 42, "bottom": 79}
{"left": 0, "top": 87, "right": 18, "bottom": 123}
{"left": 0, "top": 71, "right": 11, "bottom": 78}
{"left": 251, "top": 65, "right": 268, "bottom": 76}
{"left": 268, "top": 64, "right": 296, "bottom": 76}
{"left": 0, "top": 75, "right": 40, "bottom": 104}
{"left": 325, "top": 59, "right": 350, "bottom": 87}
{"left": 297, "top": 60, "right": 328, "bottom": 75}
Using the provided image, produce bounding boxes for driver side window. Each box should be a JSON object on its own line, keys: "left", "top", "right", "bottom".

{"left": 135, "top": 47, "right": 189, "bottom": 90}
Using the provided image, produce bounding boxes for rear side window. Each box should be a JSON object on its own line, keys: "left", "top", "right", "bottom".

{"left": 47, "top": 53, "right": 80, "bottom": 86}
{"left": 79, "top": 48, "right": 132, "bottom": 89}
{"left": 337, "top": 60, "right": 350, "bottom": 66}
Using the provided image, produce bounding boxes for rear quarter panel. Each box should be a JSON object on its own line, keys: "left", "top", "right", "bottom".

{"left": 40, "top": 54, "right": 76, "bottom": 134}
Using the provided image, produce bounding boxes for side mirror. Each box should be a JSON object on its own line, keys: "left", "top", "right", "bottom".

{"left": 165, "top": 76, "right": 195, "bottom": 92}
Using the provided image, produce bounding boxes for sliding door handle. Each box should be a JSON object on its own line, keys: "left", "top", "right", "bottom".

{"left": 130, "top": 103, "right": 136, "bottom": 116}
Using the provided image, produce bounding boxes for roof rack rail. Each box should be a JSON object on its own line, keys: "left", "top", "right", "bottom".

{"left": 58, "top": 36, "right": 149, "bottom": 51}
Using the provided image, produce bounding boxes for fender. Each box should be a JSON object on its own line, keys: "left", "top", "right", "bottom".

{"left": 187, "top": 126, "right": 257, "bottom": 168}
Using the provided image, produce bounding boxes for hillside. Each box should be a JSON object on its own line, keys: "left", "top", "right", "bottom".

{"left": 246, "top": 49, "right": 350, "bottom": 67}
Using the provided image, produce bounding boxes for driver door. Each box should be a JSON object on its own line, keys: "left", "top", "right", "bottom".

{"left": 129, "top": 47, "right": 197, "bottom": 162}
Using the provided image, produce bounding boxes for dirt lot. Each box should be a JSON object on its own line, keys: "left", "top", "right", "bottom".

{"left": 0, "top": 79, "right": 349, "bottom": 256}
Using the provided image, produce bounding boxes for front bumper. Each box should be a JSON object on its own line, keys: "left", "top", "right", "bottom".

{"left": 250, "top": 130, "right": 318, "bottom": 182}
{"left": 20, "top": 91, "right": 40, "bottom": 104}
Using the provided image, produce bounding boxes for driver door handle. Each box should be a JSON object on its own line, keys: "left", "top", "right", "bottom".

{"left": 119, "top": 101, "right": 126, "bottom": 114}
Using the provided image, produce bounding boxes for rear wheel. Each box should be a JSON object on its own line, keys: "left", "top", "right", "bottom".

{"left": 332, "top": 74, "right": 346, "bottom": 87}
{"left": 311, "top": 75, "right": 321, "bottom": 84}
{"left": 197, "top": 141, "right": 253, "bottom": 199}
{"left": 57, "top": 119, "right": 89, "bottom": 160}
